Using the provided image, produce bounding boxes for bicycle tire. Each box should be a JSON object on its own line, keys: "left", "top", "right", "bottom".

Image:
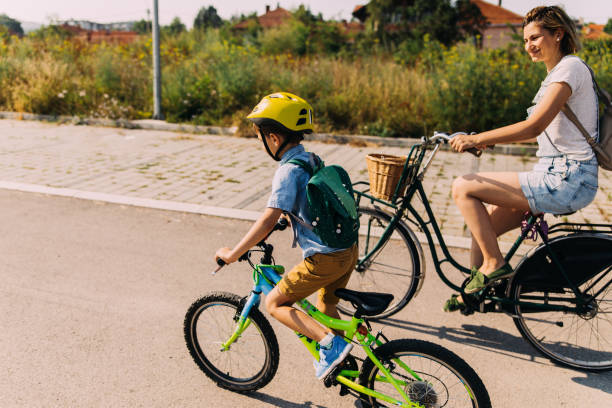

{"left": 337, "top": 207, "right": 422, "bottom": 320}
{"left": 358, "top": 339, "right": 491, "bottom": 408}
{"left": 184, "top": 291, "right": 280, "bottom": 392}
{"left": 510, "top": 262, "right": 612, "bottom": 371}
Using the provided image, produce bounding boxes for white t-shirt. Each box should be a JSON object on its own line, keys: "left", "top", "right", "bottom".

{"left": 530, "top": 55, "right": 598, "bottom": 160}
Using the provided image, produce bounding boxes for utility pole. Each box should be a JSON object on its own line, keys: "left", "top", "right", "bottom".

{"left": 152, "top": 0, "right": 163, "bottom": 119}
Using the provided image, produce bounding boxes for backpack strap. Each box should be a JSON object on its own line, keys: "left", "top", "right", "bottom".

{"left": 581, "top": 60, "right": 612, "bottom": 108}
{"left": 562, "top": 104, "right": 612, "bottom": 163}
{"left": 284, "top": 153, "right": 323, "bottom": 248}
{"left": 561, "top": 60, "right": 612, "bottom": 163}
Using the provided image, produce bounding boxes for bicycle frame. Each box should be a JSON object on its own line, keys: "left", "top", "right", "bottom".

{"left": 354, "top": 141, "right": 611, "bottom": 314}
{"left": 221, "top": 263, "right": 442, "bottom": 408}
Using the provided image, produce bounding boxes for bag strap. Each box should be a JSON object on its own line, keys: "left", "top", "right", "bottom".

{"left": 581, "top": 60, "right": 612, "bottom": 107}
{"left": 284, "top": 153, "right": 321, "bottom": 247}
{"left": 563, "top": 103, "right": 612, "bottom": 163}
{"left": 287, "top": 153, "right": 323, "bottom": 177}
{"left": 561, "top": 104, "right": 599, "bottom": 149}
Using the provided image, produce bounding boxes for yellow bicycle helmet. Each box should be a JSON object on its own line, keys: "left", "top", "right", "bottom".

{"left": 247, "top": 92, "right": 314, "bottom": 133}
{"left": 247, "top": 92, "right": 314, "bottom": 161}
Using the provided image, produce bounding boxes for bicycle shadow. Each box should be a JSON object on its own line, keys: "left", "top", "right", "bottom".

{"left": 248, "top": 392, "right": 329, "bottom": 408}
{"left": 382, "top": 318, "right": 537, "bottom": 360}
{"left": 382, "top": 318, "right": 612, "bottom": 394}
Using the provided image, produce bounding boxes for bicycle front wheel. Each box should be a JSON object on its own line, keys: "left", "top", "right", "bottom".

{"left": 183, "top": 292, "right": 280, "bottom": 392}
{"left": 510, "top": 264, "right": 612, "bottom": 371}
{"left": 337, "top": 207, "right": 422, "bottom": 320}
{"left": 358, "top": 339, "right": 491, "bottom": 408}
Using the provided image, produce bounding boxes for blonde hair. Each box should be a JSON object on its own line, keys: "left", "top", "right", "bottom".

{"left": 523, "top": 6, "right": 581, "bottom": 55}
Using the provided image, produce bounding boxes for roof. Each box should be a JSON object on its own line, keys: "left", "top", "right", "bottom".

{"left": 352, "top": 1, "right": 523, "bottom": 26}
{"left": 233, "top": 6, "right": 291, "bottom": 29}
{"left": 471, "top": 0, "right": 523, "bottom": 25}
{"left": 583, "top": 23, "right": 611, "bottom": 40}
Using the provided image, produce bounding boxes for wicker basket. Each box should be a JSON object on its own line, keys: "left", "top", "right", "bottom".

{"left": 366, "top": 154, "right": 409, "bottom": 201}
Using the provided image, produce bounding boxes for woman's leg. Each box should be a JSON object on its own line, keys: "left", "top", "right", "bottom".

{"left": 470, "top": 206, "right": 526, "bottom": 268}
{"left": 452, "top": 172, "right": 530, "bottom": 275}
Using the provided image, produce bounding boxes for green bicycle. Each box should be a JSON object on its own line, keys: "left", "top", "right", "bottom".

{"left": 184, "top": 219, "right": 491, "bottom": 407}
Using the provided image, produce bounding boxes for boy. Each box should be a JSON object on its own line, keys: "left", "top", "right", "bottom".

{"left": 215, "top": 92, "right": 358, "bottom": 380}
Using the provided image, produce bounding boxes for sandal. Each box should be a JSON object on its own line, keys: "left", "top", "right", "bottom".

{"left": 443, "top": 294, "right": 465, "bottom": 312}
{"left": 464, "top": 264, "right": 514, "bottom": 294}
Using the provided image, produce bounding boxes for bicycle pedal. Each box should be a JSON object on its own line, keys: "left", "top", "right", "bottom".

{"left": 323, "top": 366, "right": 342, "bottom": 388}
{"left": 339, "top": 384, "right": 349, "bottom": 396}
{"left": 482, "top": 302, "right": 497, "bottom": 313}
{"left": 460, "top": 306, "right": 475, "bottom": 316}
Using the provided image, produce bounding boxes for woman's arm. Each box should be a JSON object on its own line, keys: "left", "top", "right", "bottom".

{"left": 451, "top": 82, "right": 572, "bottom": 152}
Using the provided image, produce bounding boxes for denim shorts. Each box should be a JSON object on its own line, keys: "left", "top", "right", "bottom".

{"left": 518, "top": 156, "right": 598, "bottom": 214}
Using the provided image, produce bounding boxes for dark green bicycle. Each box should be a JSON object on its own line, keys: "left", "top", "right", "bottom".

{"left": 339, "top": 132, "right": 612, "bottom": 372}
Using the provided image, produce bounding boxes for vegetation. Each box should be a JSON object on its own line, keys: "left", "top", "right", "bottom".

{"left": 0, "top": 6, "right": 610, "bottom": 138}
{"left": 0, "top": 14, "right": 23, "bottom": 36}
{"left": 605, "top": 18, "right": 612, "bottom": 35}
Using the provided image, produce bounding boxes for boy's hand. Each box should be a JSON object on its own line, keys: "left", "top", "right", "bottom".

{"left": 215, "top": 247, "right": 236, "bottom": 265}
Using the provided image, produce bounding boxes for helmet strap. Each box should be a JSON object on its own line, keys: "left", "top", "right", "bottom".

{"left": 259, "top": 127, "right": 289, "bottom": 161}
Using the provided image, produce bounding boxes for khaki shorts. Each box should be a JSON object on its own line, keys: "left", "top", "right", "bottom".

{"left": 278, "top": 244, "right": 358, "bottom": 305}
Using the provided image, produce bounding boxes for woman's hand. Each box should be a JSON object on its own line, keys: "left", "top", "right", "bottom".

{"left": 450, "top": 133, "right": 480, "bottom": 152}
{"left": 215, "top": 247, "right": 237, "bottom": 265}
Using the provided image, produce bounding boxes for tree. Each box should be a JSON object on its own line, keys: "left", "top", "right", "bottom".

{"left": 0, "top": 14, "right": 24, "bottom": 36}
{"left": 293, "top": 5, "right": 321, "bottom": 25}
{"left": 133, "top": 19, "right": 151, "bottom": 34}
{"left": 164, "top": 17, "right": 186, "bottom": 36}
{"left": 194, "top": 6, "right": 223, "bottom": 30}
{"left": 365, "top": 0, "right": 487, "bottom": 47}
{"left": 605, "top": 18, "right": 612, "bottom": 35}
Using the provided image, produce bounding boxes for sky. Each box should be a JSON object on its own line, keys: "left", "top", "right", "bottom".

{"left": 2, "top": 1, "right": 611, "bottom": 28}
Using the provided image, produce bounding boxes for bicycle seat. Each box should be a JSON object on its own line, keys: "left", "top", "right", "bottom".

{"left": 334, "top": 288, "right": 394, "bottom": 317}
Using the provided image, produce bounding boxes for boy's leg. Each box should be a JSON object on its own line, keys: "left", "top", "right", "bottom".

{"left": 265, "top": 286, "right": 328, "bottom": 342}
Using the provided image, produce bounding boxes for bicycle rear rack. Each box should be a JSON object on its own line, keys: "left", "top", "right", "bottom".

{"left": 548, "top": 222, "right": 612, "bottom": 235}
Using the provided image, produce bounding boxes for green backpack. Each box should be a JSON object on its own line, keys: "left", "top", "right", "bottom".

{"left": 287, "top": 154, "right": 359, "bottom": 249}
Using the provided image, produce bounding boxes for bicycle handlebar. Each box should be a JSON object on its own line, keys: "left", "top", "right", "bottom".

{"left": 212, "top": 218, "right": 289, "bottom": 275}
{"left": 431, "top": 132, "right": 482, "bottom": 157}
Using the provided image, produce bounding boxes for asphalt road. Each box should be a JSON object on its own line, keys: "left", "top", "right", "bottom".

{"left": 1, "top": 190, "right": 611, "bottom": 407}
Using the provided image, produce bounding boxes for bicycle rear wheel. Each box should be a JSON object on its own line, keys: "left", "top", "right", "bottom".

{"left": 184, "top": 292, "right": 280, "bottom": 392}
{"left": 337, "top": 207, "right": 422, "bottom": 320}
{"left": 510, "top": 265, "right": 612, "bottom": 371}
{"left": 358, "top": 339, "right": 491, "bottom": 408}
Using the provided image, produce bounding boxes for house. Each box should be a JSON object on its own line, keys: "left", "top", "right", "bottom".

{"left": 60, "top": 19, "right": 136, "bottom": 32}
{"left": 472, "top": 0, "right": 524, "bottom": 48}
{"left": 583, "top": 23, "right": 611, "bottom": 40}
{"left": 351, "top": 0, "right": 525, "bottom": 48}
{"left": 59, "top": 23, "right": 139, "bottom": 45}
{"left": 233, "top": 5, "right": 291, "bottom": 30}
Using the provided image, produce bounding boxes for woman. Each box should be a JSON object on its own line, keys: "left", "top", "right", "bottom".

{"left": 444, "top": 5, "right": 599, "bottom": 311}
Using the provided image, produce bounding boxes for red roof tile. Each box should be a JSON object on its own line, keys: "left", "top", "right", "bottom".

{"left": 583, "top": 24, "right": 611, "bottom": 40}
{"left": 233, "top": 6, "right": 291, "bottom": 29}
{"left": 472, "top": 0, "right": 523, "bottom": 25}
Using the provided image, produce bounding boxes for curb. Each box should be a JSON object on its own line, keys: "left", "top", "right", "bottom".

{"left": 1, "top": 111, "right": 538, "bottom": 157}
{"left": 0, "top": 180, "right": 528, "bottom": 255}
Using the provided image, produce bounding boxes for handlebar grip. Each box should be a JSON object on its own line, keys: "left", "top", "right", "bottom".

{"left": 466, "top": 147, "right": 482, "bottom": 157}
{"left": 275, "top": 218, "right": 289, "bottom": 231}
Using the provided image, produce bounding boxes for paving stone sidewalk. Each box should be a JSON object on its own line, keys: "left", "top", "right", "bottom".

{"left": 1, "top": 119, "right": 611, "bottom": 248}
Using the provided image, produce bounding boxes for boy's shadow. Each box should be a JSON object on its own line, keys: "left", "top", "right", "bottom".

{"left": 382, "top": 318, "right": 612, "bottom": 394}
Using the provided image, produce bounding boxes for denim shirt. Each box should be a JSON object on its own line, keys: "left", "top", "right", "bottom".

{"left": 267, "top": 145, "right": 340, "bottom": 259}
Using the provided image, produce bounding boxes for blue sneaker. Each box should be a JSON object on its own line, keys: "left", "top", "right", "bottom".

{"left": 314, "top": 335, "right": 353, "bottom": 380}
